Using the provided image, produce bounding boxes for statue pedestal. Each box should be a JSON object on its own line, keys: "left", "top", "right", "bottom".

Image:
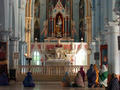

{"left": 44, "top": 37, "right": 74, "bottom": 42}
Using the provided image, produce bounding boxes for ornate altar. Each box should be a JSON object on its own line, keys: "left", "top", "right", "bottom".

{"left": 45, "top": 44, "right": 72, "bottom": 66}
{"left": 41, "top": 0, "right": 76, "bottom": 42}
{"left": 31, "top": 42, "right": 89, "bottom": 66}
{"left": 31, "top": 0, "right": 89, "bottom": 66}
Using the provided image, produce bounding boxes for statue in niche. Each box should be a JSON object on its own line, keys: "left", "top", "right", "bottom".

{"left": 57, "top": 16, "right": 62, "bottom": 26}
{"left": 56, "top": 15, "right": 62, "bottom": 38}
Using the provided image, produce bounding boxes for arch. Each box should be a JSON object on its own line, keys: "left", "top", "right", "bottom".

{"left": 34, "top": 0, "right": 40, "bottom": 41}
{"left": 79, "top": 0, "right": 85, "bottom": 42}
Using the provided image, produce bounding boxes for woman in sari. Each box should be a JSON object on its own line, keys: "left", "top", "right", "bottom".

{"left": 61, "top": 72, "right": 71, "bottom": 87}
{"left": 99, "top": 65, "right": 108, "bottom": 87}
{"left": 78, "top": 66, "right": 85, "bottom": 82}
{"left": 23, "top": 72, "right": 35, "bottom": 87}
{"left": 73, "top": 72, "right": 85, "bottom": 87}
{"left": 93, "top": 64, "right": 99, "bottom": 85}
{"left": 87, "top": 64, "right": 96, "bottom": 88}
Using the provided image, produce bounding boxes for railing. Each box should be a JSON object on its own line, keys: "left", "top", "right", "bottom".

{"left": 16, "top": 65, "right": 89, "bottom": 81}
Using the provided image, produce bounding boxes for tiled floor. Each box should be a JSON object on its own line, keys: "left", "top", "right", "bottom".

{"left": 0, "top": 82, "right": 105, "bottom": 90}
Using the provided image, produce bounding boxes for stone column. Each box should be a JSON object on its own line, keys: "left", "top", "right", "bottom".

{"left": 54, "top": 18, "right": 56, "bottom": 37}
{"left": 51, "top": 18, "right": 53, "bottom": 37}
{"left": 67, "top": 16, "right": 69, "bottom": 37}
{"left": 105, "top": 21, "right": 120, "bottom": 80}
{"left": 63, "top": 18, "right": 65, "bottom": 37}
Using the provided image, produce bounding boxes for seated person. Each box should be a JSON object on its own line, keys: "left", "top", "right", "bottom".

{"left": 99, "top": 65, "right": 108, "bottom": 87}
{"left": 93, "top": 64, "right": 99, "bottom": 86}
{"left": 0, "top": 72, "right": 9, "bottom": 86}
{"left": 72, "top": 72, "right": 85, "bottom": 87}
{"left": 107, "top": 73, "right": 120, "bottom": 90}
{"left": 78, "top": 66, "right": 85, "bottom": 82}
{"left": 23, "top": 72, "right": 35, "bottom": 87}
{"left": 87, "top": 64, "right": 96, "bottom": 88}
{"left": 61, "top": 72, "right": 71, "bottom": 87}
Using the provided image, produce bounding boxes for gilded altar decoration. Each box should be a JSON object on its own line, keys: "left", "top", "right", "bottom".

{"left": 42, "top": 0, "right": 75, "bottom": 41}
{"left": 55, "top": 13, "right": 63, "bottom": 38}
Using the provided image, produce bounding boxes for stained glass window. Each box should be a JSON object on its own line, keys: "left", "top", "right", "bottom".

{"left": 32, "top": 51, "right": 41, "bottom": 65}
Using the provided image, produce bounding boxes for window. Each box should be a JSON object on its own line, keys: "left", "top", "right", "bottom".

{"left": 75, "top": 46, "right": 87, "bottom": 65}
{"left": 32, "top": 51, "right": 41, "bottom": 65}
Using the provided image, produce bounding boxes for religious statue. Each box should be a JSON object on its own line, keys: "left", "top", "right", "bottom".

{"left": 56, "top": 48, "right": 61, "bottom": 59}
{"left": 57, "top": 16, "right": 62, "bottom": 26}
{"left": 56, "top": 15, "right": 62, "bottom": 38}
{"left": 41, "top": 20, "right": 48, "bottom": 38}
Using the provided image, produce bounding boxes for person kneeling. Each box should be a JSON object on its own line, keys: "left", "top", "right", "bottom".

{"left": 23, "top": 72, "right": 35, "bottom": 87}
{"left": 87, "top": 64, "right": 96, "bottom": 88}
{"left": 61, "top": 72, "right": 71, "bottom": 87}
{"left": 99, "top": 65, "right": 108, "bottom": 88}
{"left": 72, "top": 72, "right": 85, "bottom": 87}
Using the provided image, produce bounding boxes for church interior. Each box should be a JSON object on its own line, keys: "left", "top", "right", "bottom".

{"left": 0, "top": 0, "right": 120, "bottom": 90}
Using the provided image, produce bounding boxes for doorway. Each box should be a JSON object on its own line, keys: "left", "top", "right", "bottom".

{"left": 100, "top": 45, "right": 108, "bottom": 67}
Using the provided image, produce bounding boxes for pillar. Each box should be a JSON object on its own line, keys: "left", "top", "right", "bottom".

{"left": 54, "top": 18, "right": 56, "bottom": 37}
{"left": 106, "top": 0, "right": 120, "bottom": 81}
{"left": 65, "top": 17, "right": 67, "bottom": 37}
{"left": 52, "top": 18, "right": 54, "bottom": 37}
{"left": 106, "top": 21, "right": 120, "bottom": 80}
{"left": 63, "top": 18, "right": 65, "bottom": 37}
{"left": 67, "top": 16, "right": 69, "bottom": 37}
